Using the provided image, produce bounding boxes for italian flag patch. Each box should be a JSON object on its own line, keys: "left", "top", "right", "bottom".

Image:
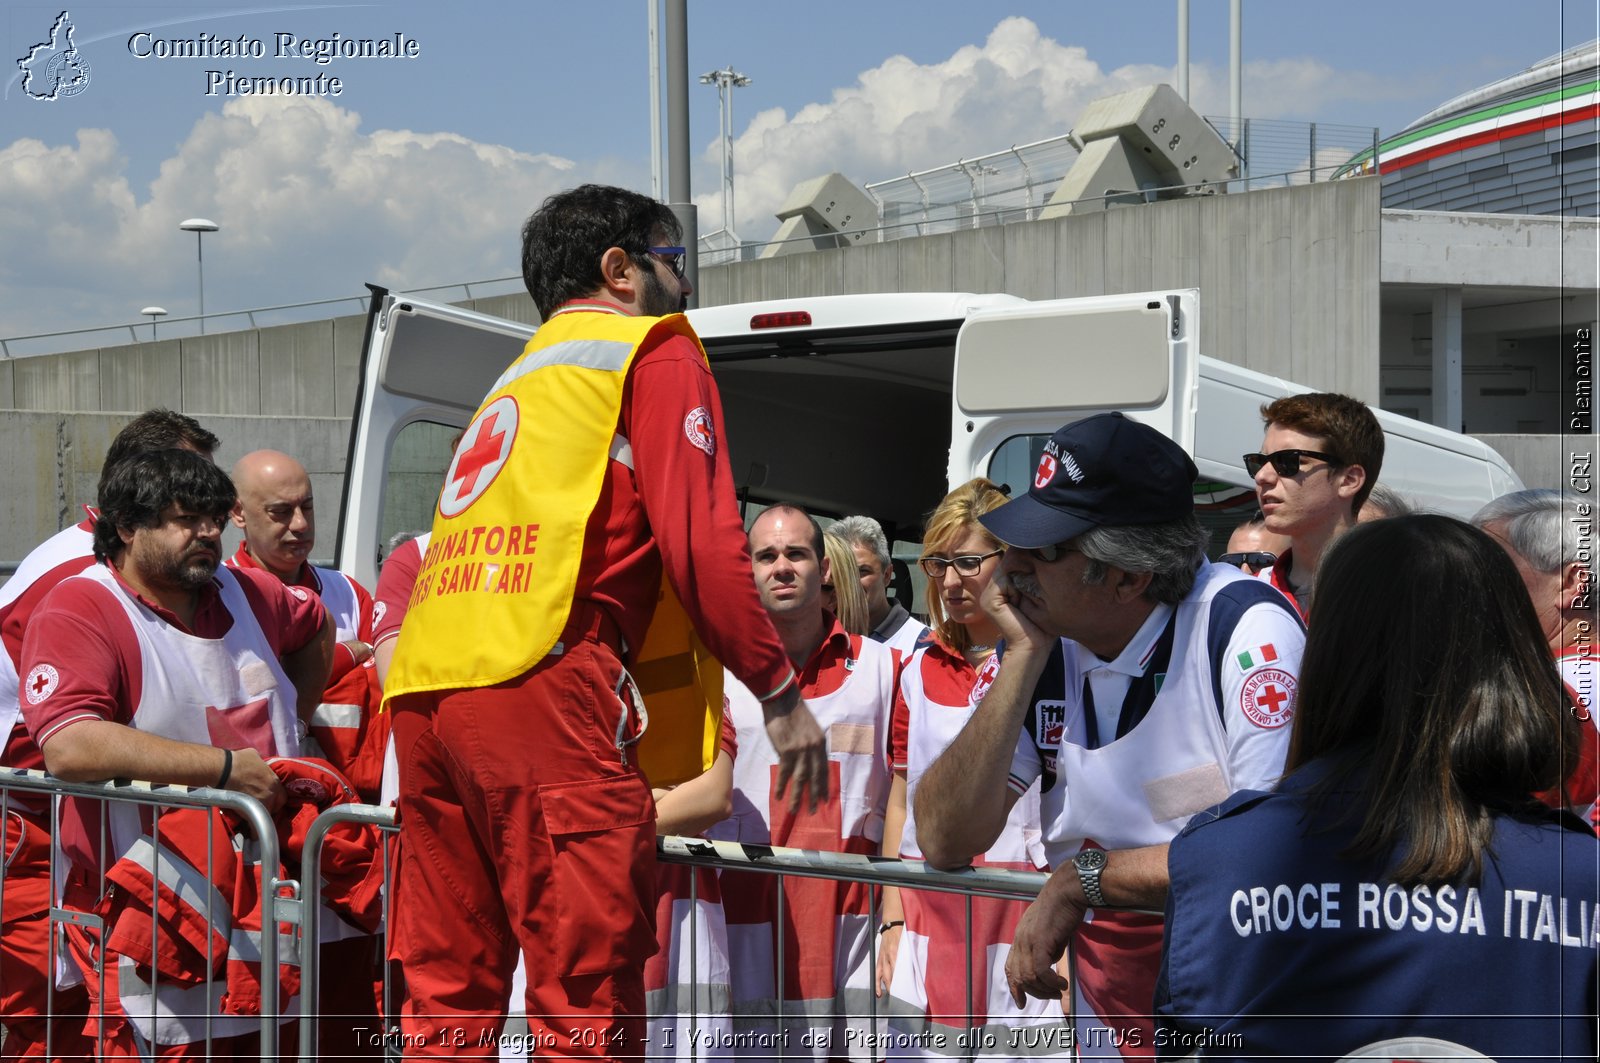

{"left": 1236, "top": 644, "right": 1279, "bottom": 672}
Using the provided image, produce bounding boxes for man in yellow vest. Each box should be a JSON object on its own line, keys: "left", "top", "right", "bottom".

{"left": 386, "top": 184, "right": 827, "bottom": 1060}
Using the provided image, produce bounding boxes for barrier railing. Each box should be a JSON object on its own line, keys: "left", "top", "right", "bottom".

{"left": 298, "top": 802, "right": 398, "bottom": 1062}
{"left": 1, "top": 766, "right": 292, "bottom": 1060}
{"left": 6, "top": 769, "right": 1100, "bottom": 1062}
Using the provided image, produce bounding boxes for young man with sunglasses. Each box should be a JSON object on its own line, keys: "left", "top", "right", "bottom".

{"left": 1246, "top": 392, "right": 1385, "bottom": 620}
{"left": 385, "top": 184, "right": 827, "bottom": 1058}
{"left": 914, "top": 413, "right": 1306, "bottom": 1058}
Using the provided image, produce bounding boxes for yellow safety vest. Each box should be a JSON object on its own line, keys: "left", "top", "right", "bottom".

{"left": 632, "top": 581, "right": 724, "bottom": 787}
{"left": 386, "top": 308, "right": 701, "bottom": 700}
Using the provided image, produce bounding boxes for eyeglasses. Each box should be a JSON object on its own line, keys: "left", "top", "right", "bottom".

{"left": 1024, "top": 542, "right": 1081, "bottom": 563}
{"left": 1242, "top": 449, "right": 1342, "bottom": 478}
{"left": 647, "top": 245, "right": 687, "bottom": 278}
{"left": 1218, "top": 550, "right": 1277, "bottom": 573}
{"left": 920, "top": 549, "right": 1004, "bottom": 578}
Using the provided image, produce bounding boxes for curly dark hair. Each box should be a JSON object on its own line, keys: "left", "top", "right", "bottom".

{"left": 94, "top": 449, "right": 236, "bottom": 562}
{"left": 520, "top": 184, "right": 680, "bottom": 320}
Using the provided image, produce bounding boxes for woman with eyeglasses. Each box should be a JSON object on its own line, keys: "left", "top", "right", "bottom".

{"left": 1156, "top": 515, "right": 1597, "bottom": 1059}
{"left": 876, "top": 478, "right": 1067, "bottom": 1059}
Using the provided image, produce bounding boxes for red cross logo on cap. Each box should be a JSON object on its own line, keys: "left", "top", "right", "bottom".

{"left": 439, "top": 396, "right": 519, "bottom": 518}
{"left": 1034, "top": 453, "right": 1058, "bottom": 490}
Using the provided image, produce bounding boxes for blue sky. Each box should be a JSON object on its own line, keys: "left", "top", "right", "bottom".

{"left": 2, "top": 0, "right": 1594, "bottom": 339}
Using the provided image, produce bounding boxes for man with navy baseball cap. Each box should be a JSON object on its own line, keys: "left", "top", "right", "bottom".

{"left": 915, "top": 413, "right": 1307, "bottom": 1057}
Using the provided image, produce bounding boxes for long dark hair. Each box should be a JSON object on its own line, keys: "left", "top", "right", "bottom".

{"left": 1286, "top": 514, "right": 1573, "bottom": 886}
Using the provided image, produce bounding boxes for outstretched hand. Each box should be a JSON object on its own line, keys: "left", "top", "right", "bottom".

{"left": 763, "top": 689, "right": 828, "bottom": 813}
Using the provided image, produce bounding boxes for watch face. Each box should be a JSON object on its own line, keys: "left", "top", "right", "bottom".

{"left": 1075, "top": 848, "right": 1107, "bottom": 871}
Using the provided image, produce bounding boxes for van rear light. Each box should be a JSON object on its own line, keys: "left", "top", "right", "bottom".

{"left": 749, "top": 311, "right": 812, "bottom": 330}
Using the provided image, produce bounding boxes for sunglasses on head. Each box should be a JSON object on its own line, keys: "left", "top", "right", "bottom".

{"left": 920, "top": 549, "right": 1004, "bottom": 578}
{"left": 647, "top": 245, "right": 687, "bottom": 278}
{"left": 1242, "top": 449, "right": 1341, "bottom": 478}
{"left": 1218, "top": 550, "right": 1277, "bottom": 573}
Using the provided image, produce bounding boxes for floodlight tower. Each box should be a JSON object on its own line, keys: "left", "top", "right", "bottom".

{"left": 699, "top": 65, "right": 751, "bottom": 241}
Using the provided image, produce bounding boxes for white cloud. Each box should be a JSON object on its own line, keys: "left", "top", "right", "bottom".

{"left": 695, "top": 17, "right": 1434, "bottom": 240}
{"left": 0, "top": 16, "right": 1453, "bottom": 338}
{"left": 0, "top": 96, "right": 583, "bottom": 337}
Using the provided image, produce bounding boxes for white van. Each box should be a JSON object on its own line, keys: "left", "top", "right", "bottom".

{"left": 335, "top": 287, "right": 1522, "bottom": 591}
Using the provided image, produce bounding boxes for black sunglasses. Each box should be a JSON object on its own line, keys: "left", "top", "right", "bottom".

{"left": 1218, "top": 550, "right": 1277, "bottom": 573}
{"left": 920, "top": 549, "right": 1004, "bottom": 578}
{"left": 1243, "top": 449, "right": 1342, "bottom": 478}
{"left": 647, "top": 245, "right": 687, "bottom": 278}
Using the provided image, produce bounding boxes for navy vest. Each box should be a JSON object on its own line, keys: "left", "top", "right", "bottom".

{"left": 1155, "top": 766, "right": 1599, "bottom": 1061}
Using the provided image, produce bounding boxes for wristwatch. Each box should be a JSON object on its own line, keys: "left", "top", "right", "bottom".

{"left": 1072, "top": 848, "right": 1107, "bottom": 907}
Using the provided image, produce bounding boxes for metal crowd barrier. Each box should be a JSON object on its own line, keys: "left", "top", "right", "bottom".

{"left": 653, "top": 835, "right": 1055, "bottom": 1063}
{"left": 1, "top": 766, "right": 291, "bottom": 1060}
{"left": 4, "top": 769, "right": 1089, "bottom": 1063}
{"left": 298, "top": 802, "right": 398, "bottom": 1062}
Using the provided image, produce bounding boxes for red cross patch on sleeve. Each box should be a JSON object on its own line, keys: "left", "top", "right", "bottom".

{"left": 24, "top": 664, "right": 59, "bottom": 705}
{"left": 683, "top": 406, "right": 716, "bottom": 456}
{"left": 1240, "top": 668, "right": 1296, "bottom": 729}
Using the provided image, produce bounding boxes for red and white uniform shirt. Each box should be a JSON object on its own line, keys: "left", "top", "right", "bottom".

{"left": 229, "top": 546, "right": 387, "bottom": 800}
{"left": 1255, "top": 549, "right": 1307, "bottom": 622}
{"left": 1007, "top": 563, "right": 1305, "bottom": 1059}
{"left": 643, "top": 711, "right": 739, "bottom": 1062}
{"left": 709, "top": 621, "right": 897, "bottom": 1061}
{"left": 372, "top": 532, "right": 428, "bottom": 653}
{"left": 21, "top": 562, "right": 324, "bottom": 879}
{"left": 885, "top": 639, "right": 1063, "bottom": 1057}
{"left": 0, "top": 509, "right": 97, "bottom": 804}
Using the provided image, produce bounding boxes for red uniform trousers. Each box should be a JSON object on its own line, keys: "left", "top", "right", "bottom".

{"left": 1, "top": 811, "right": 92, "bottom": 1062}
{"left": 393, "top": 613, "right": 658, "bottom": 1060}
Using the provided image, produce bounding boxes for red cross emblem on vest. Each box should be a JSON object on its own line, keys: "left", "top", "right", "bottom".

{"left": 439, "top": 396, "right": 519, "bottom": 518}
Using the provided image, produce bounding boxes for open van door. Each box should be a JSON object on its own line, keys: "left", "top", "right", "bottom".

{"left": 335, "top": 289, "right": 534, "bottom": 589}
{"left": 949, "top": 290, "right": 1199, "bottom": 494}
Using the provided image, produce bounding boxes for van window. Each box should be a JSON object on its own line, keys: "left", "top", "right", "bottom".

{"left": 379, "top": 420, "right": 459, "bottom": 562}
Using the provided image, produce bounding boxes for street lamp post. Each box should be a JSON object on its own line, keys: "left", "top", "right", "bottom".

{"left": 141, "top": 306, "right": 167, "bottom": 341}
{"left": 699, "top": 66, "right": 750, "bottom": 243}
{"left": 179, "top": 218, "right": 219, "bottom": 334}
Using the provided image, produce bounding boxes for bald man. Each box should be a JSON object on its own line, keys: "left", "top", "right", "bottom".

{"left": 228, "top": 450, "right": 387, "bottom": 800}
{"left": 227, "top": 450, "right": 389, "bottom": 1052}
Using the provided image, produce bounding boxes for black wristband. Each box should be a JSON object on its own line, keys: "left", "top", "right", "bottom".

{"left": 216, "top": 748, "right": 233, "bottom": 789}
{"left": 879, "top": 920, "right": 904, "bottom": 935}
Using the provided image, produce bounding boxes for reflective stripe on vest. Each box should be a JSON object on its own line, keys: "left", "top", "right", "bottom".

{"left": 385, "top": 311, "right": 704, "bottom": 700}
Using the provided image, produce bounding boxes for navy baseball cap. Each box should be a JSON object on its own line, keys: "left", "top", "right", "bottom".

{"left": 979, "top": 413, "right": 1198, "bottom": 549}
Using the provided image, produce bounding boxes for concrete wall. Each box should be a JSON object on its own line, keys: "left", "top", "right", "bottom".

{"left": 0, "top": 412, "right": 351, "bottom": 577}
{"left": 701, "top": 178, "right": 1384, "bottom": 400}
{"left": 1381, "top": 210, "right": 1599, "bottom": 290}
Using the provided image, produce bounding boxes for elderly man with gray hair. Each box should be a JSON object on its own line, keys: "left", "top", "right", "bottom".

{"left": 831, "top": 513, "right": 927, "bottom": 655}
{"left": 916, "top": 413, "right": 1307, "bottom": 1057}
{"left": 1473, "top": 488, "right": 1599, "bottom": 827}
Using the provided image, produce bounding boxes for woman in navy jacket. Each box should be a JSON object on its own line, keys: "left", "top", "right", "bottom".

{"left": 1156, "top": 514, "right": 1597, "bottom": 1062}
